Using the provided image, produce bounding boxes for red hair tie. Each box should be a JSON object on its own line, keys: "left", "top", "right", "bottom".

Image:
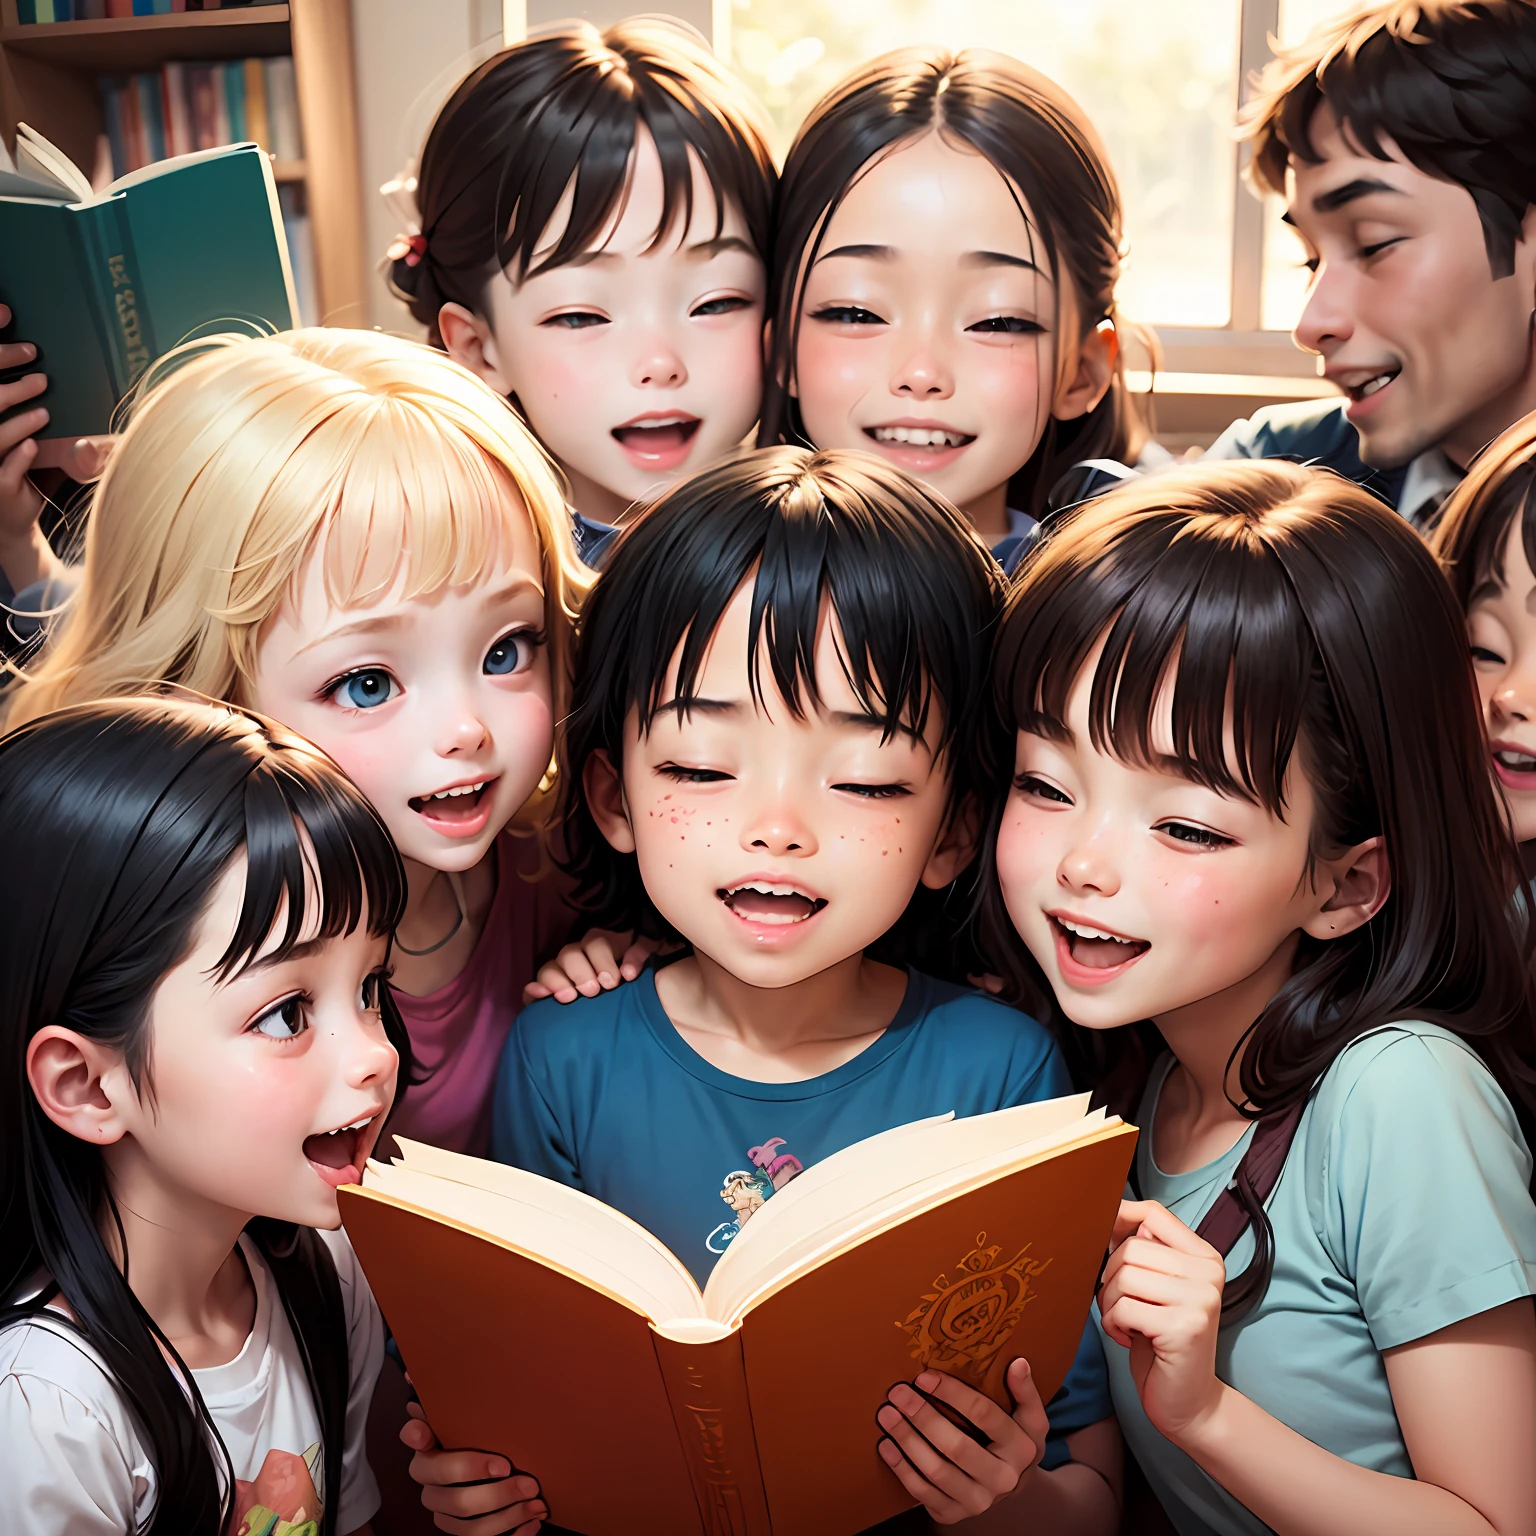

{"left": 387, "top": 231, "right": 428, "bottom": 267}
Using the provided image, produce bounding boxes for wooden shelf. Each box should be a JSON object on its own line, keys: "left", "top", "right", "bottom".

{"left": 0, "top": 0, "right": 365, "bottom": 325}
{"left": 0, "top": 9, "right": 289, "bottom": 70}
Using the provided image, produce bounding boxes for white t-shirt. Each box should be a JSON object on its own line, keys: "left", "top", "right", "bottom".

{"left": 0, "top": 1228, "right": 383, "bottom": 1535}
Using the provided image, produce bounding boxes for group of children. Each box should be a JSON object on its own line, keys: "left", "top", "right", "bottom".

{"left": 0, "top": 3, "right": 1534, "bottom": 1534}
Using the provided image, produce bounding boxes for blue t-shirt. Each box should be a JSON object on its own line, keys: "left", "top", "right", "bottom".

{"left": 491, "top": 967, "right": 1112, "bottom": 1469}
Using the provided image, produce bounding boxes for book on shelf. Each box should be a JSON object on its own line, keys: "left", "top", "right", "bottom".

{"left": 16, "top": 2, "right": 284, "bottom": 16}
{"left": 341, "top": 1094, "right": 1137, "bottom": 1536}
{"left": 99, "top": 56, "right": 301, "bottom": 178}
{"left": 0, "top": 124, "right": 297, "bottom": 453}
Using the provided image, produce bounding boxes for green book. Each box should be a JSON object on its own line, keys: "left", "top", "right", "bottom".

{"left": 0, "top": 124, "right": 298, "bottom": 458}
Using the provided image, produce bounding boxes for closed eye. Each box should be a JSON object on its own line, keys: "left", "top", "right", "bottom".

{"left": 657, "top": 764, "right": 733, "bottom": 784}
{"left": 1360, "top": 238, "right": 1404, "bottom": 261}
{"left": 543, "top": 310, "right": 607, "bottom": 329}
{"left": 1155, "top": 820, "right": 1234, "bottom": 849}
{"left": 809, "top": 304, "right": 885, "bottom": 326}
{"left": 967, "top": 315, "right": 1045, "bottom": 335}
{"left": 1470, "top": 645, "right": 1506, "bottom": 666}
{"left": 832, "top": 782, "right": 910, "bottom": 799}
{"left": 1014, "top": 771, "right": 1072, "bottom": 806}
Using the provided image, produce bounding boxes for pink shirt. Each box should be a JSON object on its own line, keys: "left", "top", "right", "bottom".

{"left": 386, "top": 835, "right": 539, "bottom": 1158}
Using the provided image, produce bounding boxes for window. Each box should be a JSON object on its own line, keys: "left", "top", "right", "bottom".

{"left": 723, "top": 0, "right": 1363, "bottom": 376}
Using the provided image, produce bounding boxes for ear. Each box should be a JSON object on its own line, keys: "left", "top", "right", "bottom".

{"left": 438, "top": 302, "right": 512, "bottom": 396}
{"left": 1300, "top": 835, "right": 1391, "bottom": 942}
{"left": 919, "top": 796, "right": 981, "bottom": 890}
{"left": 584, "top": 748, "right": 637, "bottom": 855}
{"left": 26, "top": 1027, "right": 132, "bottom": 1146}
{"left": 1052, "top": 319, "right": 1119, "bottom": 424}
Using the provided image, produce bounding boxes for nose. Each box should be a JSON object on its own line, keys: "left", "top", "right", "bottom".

{"left": 432, "top": 696, "right": 489, "bottom": 758}
{"left": 889, "top": 326, "right": 954, "bottom": 401}
{"left": 1056, "top": 828, "right": 1121, "bottom": 899}
{"left": 742, "top": 802, "right": 819, "bottom": 858}
{"left": 1490, "top": 670, "right": 1536, "bottom": 727}
{"left": 632, "top": 334, "right": 688, "bottom": 389}
{"left": 341, "top": 1001, "right": 399, "bottom": 1096}
{"left": 1292, "top": 260, "right": 1353, "bottom": 359}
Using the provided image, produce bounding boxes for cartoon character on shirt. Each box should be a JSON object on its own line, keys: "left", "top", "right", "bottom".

{"left": 706, "top": 1136, "right": 805, "bottom": 1254}
{"left": 232, "top": 1442, "right": 324, "bottom": 1536}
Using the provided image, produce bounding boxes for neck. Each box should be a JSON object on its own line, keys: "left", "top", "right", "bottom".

{"left": 1441, "top": 338, "right": 1536, "bottom": 469}
{"left": 560, "top": 462, "right": 638, "bottom": 530}
{"left": 960, "top": 481, "right": 1011, "bottom": 543}
{"left": 665, "top": 948, "right": 903, "bottom": 1054}
{"left": 100, "top": 1139, "right": 251, "bottom": 1348}
{"left": 1151, "top": 931, "right": 1302, "bottom": 1125}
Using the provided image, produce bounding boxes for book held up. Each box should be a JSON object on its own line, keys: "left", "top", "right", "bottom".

{"left": 341, "top": 1094, "right": 1137, "bottom": 1536}
{"left": 0, "top": 125, "right": 296, "bottom": 458}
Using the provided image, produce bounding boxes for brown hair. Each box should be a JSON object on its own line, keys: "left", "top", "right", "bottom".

{"left": 391, "top": 17, "right": 777, "bottom": 346}
{"left": 1241, "top": 0, "right": 1536, "bottom": 277}
{"left": 977, "top": 461, "right": 1536, "bottom": 1306}
{"left": 1429, "top": 410, "right": 1536, "bottom": 610}
{"left": 757, "top": 46, "right": 1147, "bottom": 521}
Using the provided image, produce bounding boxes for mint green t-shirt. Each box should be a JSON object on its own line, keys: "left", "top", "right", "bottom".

{"left": 1098, "top": 1023, "right": 1536, "bottom": 1536}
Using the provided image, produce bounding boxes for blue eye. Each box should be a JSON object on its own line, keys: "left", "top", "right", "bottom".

{"left": 252, "top": 996, "right": 307, "bottom": 1040}
{"left": 332, "top": 669, "right": 397, "bottom": 710}
{"left": 484, "top": 631, "right": 532, "bottom": 676}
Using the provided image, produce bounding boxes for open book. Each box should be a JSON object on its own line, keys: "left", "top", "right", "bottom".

{"left": 340, "top": 1095, "right": 1136, "bottom": 1536}
{"left": 0, "top": 125, "right": 296, "bottom": 456}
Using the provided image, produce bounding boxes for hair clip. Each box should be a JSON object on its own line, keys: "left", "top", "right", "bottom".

{"left": 386, "top": 231, "right": 428, "bottom": 267}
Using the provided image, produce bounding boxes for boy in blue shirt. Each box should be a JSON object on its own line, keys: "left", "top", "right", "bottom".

{"left": 405, "top": 446, "right": 1121, "bottom": 1533}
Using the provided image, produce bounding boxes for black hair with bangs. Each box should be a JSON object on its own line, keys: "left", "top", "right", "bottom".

{"left": 1242, "top": 0, "right": 1536, "bottom": 278}
{"left": 0, "top": 695, "right": 410, "bottom": 1536}
{"left": 978, "top": 460, "right": 1536, "bottom": 1310}
{"left": 562, "top": 445, "right": 1003, "bottom": 967}
{"left": 1431, "top": 411, "right": 1536, "bottom": 619}
{"left": 391, "top": 16, "right": 776, "bottom": 347}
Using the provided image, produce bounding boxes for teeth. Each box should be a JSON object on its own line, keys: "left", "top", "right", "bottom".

{"left": 428, "top": 782, "right": 484, "bottom": 800}
{"left": 1496, "top": 750, "right": 1536, "bottom": 771}
{"left": 625, "top": 416, "right": 692, "bottom": 429}
{"left": 324, "top": 1116, "right": 373, "bottom": 1136}
{"left": 1058, "top": 918, "right": 1128, "bottom": 942}
{"left": 871, "top": 425, "right": 969, "bottom": 448}
{"left": 729, "top": 881, "right": 806, "bottom": 898}
{"left": 1355, "top": 371, "right": 1396, "bottom": 398}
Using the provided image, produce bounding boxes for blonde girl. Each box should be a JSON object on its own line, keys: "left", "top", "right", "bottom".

{"left": 7, "top": 326, "right": 590, "bottom": 1160}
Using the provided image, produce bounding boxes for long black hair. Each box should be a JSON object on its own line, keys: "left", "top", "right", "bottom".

{"left": 977, "top": 460, "right": 1536, "bottom": 1308}
{"left": 562, "top": 445, "right": 1003, "bottom": 975}
{"left": 0, "top": 696, "right": 410, "bottom": 1535}
{"left": 391, "top": 17, "right": 777, "bottom": 347}
{"left": 758, "top": 46, "right": 1148, "bottom": 520}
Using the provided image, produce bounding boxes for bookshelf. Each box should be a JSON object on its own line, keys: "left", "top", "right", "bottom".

{"left": 0, "top": 1, "right": 367, "bottom": 325}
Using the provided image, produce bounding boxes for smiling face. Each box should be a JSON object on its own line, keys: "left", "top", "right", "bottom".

{"left": 595, "top": 580, "right": 961, "bottom": 989}
{"left": 1467, "top": 514, "right": 1536, "bottom": 842}
{"left": 104, "top": 854, "right": 397, "bottom": 1231}
{"left": 791, "top": 131, "right": 1086, "bottom": 540}
{"left": 250, "top": 499, "right": 553, "bottom": 876}
{"left": 994, "top": 649, "right": 1332, "bottom": 1034}
{"left": 478, "top": 127, "right": 766, "bottom": 523}
{"left": 1286, "top": 106, "right": 1536, "bottom": 470}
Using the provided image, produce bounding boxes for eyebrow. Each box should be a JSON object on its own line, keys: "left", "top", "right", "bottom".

{"left": 537, "top": 233, "right": 758, "bottom": 270}
{"left": 293, "top": 573, "right": 543, "bottom": 657}
{"left": 814, "top": 242, "right": 1041, "bottom": 275}
{"left": 654, "top": 697, "right": 921, "bottom": 742}
{"left": 1019, "top": 710, "right": 1073, "bottom": 745}
{"left": 1303, "top": 176, "right": 1404, "bottom": 218}
{"left": 235, "top": 936, "right": 331, "bottom": 977}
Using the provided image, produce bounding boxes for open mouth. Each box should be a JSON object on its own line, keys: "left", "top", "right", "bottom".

{"left": 1050, "top": 915, "right": 1149, "bottom": 972}
{"left": 611, "top": 416, "right": 701, "bottom": 454}
{"left": 303, "top": 1114, "right": 378, "bottom": 1190}
{"left": 1343, "top": 368, "right": 1399, "bottom": 404}
{"left": 1493, "top": 746, "right": 1536, "bottom": 787}
{"left": 865, "top": 425, "right": 975, "bottom": 452}
{"left": 408, "top": 779, "right": 493, "bottom": 826}
{"left": 718, "top": 880, "right": 828, "bottom": 925}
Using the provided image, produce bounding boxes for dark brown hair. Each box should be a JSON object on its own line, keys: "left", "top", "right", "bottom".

{"left": 1242, "top": 0, "right": 1536, "bottom": 277}
{"left": 1430, "top": 411, "right": 1536, "bottom": 610}
{"left": 757, "top": 47, "right": 1146, "bottom": 521}
{"left": 977, "top": 460, "right": 1536, "bottom": 1308}
{"left": 390, "top": 17, "right": 777, "bottom": 346}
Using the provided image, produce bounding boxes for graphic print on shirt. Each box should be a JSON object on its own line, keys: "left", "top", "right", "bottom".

{"left": 232, "top": 1441, "right": 324, "bottom": 1536}
{"left": 706, "top": 1136, "right": 805, "bottom": 1255}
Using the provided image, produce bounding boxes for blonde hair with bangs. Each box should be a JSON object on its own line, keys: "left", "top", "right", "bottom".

{"left": 5, "top": 329, "right": 592, "bottom": 757}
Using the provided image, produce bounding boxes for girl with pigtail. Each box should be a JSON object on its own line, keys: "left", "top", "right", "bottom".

{"left": 982, "top": 459, "right": 1536, "bottom": 1535}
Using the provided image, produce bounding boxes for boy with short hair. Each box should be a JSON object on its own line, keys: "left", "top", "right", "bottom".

{"left": 1209, "top": 0, "right": 1536, "bottom": 527}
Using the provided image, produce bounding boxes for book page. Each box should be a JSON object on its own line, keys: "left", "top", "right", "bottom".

{"left": 701, "top": 1096, "right": 1097, "bottom": 1321}
{"left": 366, "top": 1140, "right": 705, "bottom": 1324}
{"left": 0, "top": 126, "right": 77, "bottom": 202}
{"left": 103, "top": 141, "right": 262, "bottom": 198}
{"left": 14, "top": 124, "right": 90, "bottom": 202}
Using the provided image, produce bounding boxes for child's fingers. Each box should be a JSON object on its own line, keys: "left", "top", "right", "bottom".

{"left": 0, "top": 402, "right": 47, "bottom": 464}
{"left": 618, "top": 934, "right": 658, "bottom": 978}
{"left": 421, "top": 1499, "right": 546, "bottom": 1536}
{"left": 877, "top": 1434, "right": 970, "bottom": 1524}
{"left": 399, "top": 1410, "right": 435, "bottom": 1451}
{"left": 521, "top": 981, "right": 552, "bottom": 1003}
{"left": 0, "top": 435, "right": 40, "bottom": 502}
{"left": 408, "top": 1443, "right": 513, "bottom": 1488}
{"left": 1098, "top": 1261, "right": 1206, "bottom": 1319}
{"left": 60, "top": 434, "right": 113, "bottom": 480}
{"left": 879, "top": 1387, "right": 1005, "bottom": 1492}
{"left": 1113, "top": 1199, "right": 1217, "bottom": 1259}
{"left": 1099, "top": 1292, "right": 1178, "bottom": 1349}
{"left": 965, "top": 972, "right": 1005, "bottom": 995}
{"left": 1003, "top": 1357, "right": 1050, "bottom": 1451}
{"left": 914, "top": 1369, "right": 1037, "bottom": 1474}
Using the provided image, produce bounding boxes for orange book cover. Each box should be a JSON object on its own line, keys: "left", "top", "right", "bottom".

{"left": 340, "top": 1104, "right": 1136, "bottom": 1536}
